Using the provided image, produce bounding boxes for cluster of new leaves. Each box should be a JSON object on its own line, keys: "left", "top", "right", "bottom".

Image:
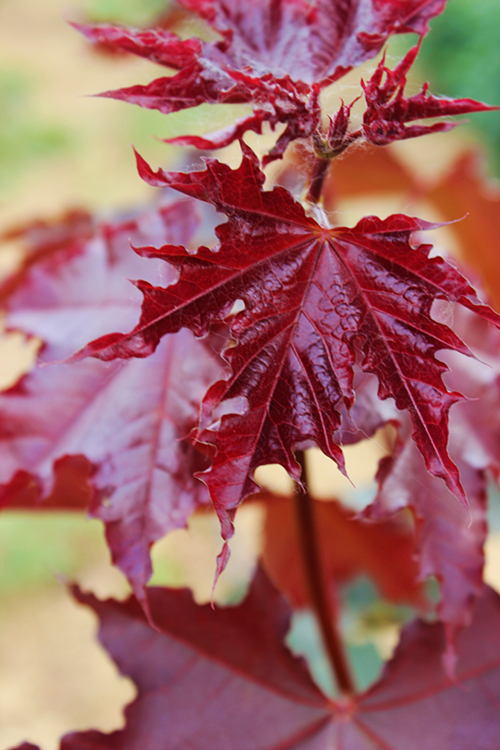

{"left": 78, "top": 143, "right": 500, "bottom": 591}
{"left": 75, "top": 0, "right": 495, "bottom": 163}
{"left": 4, "top": 1, "right": 500, "bottom": 748}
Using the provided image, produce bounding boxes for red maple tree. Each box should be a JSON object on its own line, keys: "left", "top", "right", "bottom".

{"left": 4, "top": 1, "right": 500, "bottom": 747}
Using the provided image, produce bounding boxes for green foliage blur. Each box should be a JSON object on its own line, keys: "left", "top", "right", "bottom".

{"left": 419, "top": 0, "right": 500, "bottom": 173}
{"left": 83, "top": 0, "right": 168, "bottom": 25}
{"left": 0, "top": 69, "right": 70, "bottom": 191}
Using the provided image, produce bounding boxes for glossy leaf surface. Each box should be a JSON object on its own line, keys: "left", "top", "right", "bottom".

{"left": 79, "top": 146, "right": 500, "bottom": 559}
{"left": 75, "top": 0, "right": 451, "bottom": 161}
{"left": 76, "top": 0, "right": 449, "bottom": 84}
{"left": 362, "top": 43, "right": 498, "bottom": 146}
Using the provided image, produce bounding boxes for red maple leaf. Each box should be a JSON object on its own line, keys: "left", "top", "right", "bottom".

{"left": 0, "top": 202, "right": 223, "bottom": 603}
{"left": 366, "top": 310, "right": 500, "bottom": 669}
{"left": 361, "top": 43, "right": 498, "bottom": 146}
{"left": 74, "top": 0, "right": 459, "bottom": 162}
{"left": 18, "top": 572, "right": 500, "bottom": 750}
{"left": 77, "top": 145, "right": 500, "bottom": 573}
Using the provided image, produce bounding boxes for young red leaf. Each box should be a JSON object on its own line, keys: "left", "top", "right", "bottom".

{"left": 20, "top": 575, "right": 500, "bottom": 750}
{"left": 362, "top": 44, "right": 498, "bottom": 146}
{"left": 75, "top": 21, "right": 322, "bottom": 164}
{"left": 259, "top": 491, "right": 423, "bottom": 608}
{"left": 78, "top": 0, "right": 449, "bottom": 86}
{"left": 78, "top": 146, "right": 500, "bottom": 566}
{"left": 75, "top": 0, "right": 449, "bottom": 161}
{"left": 0, "top": 203, "right": 223, "bottom": 602}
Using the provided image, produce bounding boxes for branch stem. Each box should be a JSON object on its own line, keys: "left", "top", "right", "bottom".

{"left": 306, "top": 156, "right": 331, "bottom": 204}
{"left": 294, "top": 449, "right": 355, "bottom": 696}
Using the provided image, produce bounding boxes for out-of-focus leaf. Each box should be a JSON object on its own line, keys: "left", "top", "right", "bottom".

{"left": 429, "top": 151, "right": 500, "bottom": 311}
{"left": 18, "top": 575, "right": 500, "bottom": 750}
{"left": 0, "top": 202, "right": 223, "bottom": 603}
{"left": 259, "top": 491, "right": 423, "bottom": 608}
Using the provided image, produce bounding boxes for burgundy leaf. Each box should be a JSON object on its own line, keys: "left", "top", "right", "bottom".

{"left": 369, "top": 439, "right": 487, "bottom": 674}
{"left": 0, "top": 203, "right": 223, "bottom": 602}
{"left": 75, "top": 0, "right": 449, "bottom": 160}
{"left": 75, "top": 21, "right": 321, "bottom": 163}
{"left": 362, "top": 43, "right": 498, "bottom": 146}
{"left": 366, "top": 311, "right": 500, "bottom": 667}
{"left": 31, "top": 575, "right": 500, "bottom": 749}
{"left": 77, "top": 146, "right": 500, "bottom": 571}
{"left": 83, "top": 0, "right": 449, "bottom": 85}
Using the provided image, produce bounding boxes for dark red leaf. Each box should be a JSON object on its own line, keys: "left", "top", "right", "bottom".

{"left": 75, "top": 21, "right": 321, "bottom": 163}
{"left": 31, "top": 575, "right": 500, "bottom": 749}
{"left": 121, "top": 0, "right": 450, "bottom": 85}
{"left": 78, "top": 146, "right": 500, "bottom": 571}
{"left": 366, "top": 310, "right": 500, "bottom": 667}
{"left": 0, "top": 202, "right": 223, "bottom": 602}
{"left": 259, "top": 491, "right": 423, "bottom": 608}
{"left": 370, "top": 440, "right": 487, "bottom": 674}
{"left": 75, "top": 0, "right": 450, "bottom": 161}
{"left": 362, "top": 44, "right": 498, "bottom": 146}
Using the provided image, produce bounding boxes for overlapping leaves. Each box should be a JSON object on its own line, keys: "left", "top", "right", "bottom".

{"left": 75, "top": 0, "right": 470, "bottom": 161}
{"left": 13, "top": 572, "right": 500, "bottom": 750}
{"left": 0, "top": 202, "right": 223, "bottom": 603}
{"left": 78, "top": 145, "right": 500, "bottom": 565}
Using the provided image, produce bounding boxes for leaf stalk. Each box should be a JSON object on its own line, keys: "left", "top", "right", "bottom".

{"left": 306, "top": 156, "right": 331, "bottom": 204}
{"left": 294, "top": 449, "right": 356, "bottom": 696}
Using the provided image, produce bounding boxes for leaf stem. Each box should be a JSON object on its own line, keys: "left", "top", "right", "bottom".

{"left": 294, "top": 449, "right": 355, "bottom": 696}
{"left": 306, "top": 156, "right": 331, "bottom": 204}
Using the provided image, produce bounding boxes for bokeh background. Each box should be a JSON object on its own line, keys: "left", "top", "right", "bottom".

{"left": 1, "top": 1, "right": 500, "bottom": 748}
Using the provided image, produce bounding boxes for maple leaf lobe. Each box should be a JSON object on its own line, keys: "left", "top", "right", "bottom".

{"left": 74, "top": 0, "right": 452, "bottom": 160}
{"left": 38, "top": 578, "right": 500, "bottom": 750}
{"left": 0, "top": 203, "right": 222, "bottom": 604}
{"left": 81, "top": 147, "right": 500, "bottom": 555}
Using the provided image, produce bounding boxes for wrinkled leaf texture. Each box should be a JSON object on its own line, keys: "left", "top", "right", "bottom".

{"left": 361, "top": 42, "right": 498, "bottom": 146}
{"left": 75, "top": 0, "right": 454, "bottom": 161}
{"left": 276, "top": 142, "right": 500, "bottom": 650}
{"left": 78, "top": 145, "right": 500, "bottom": 570}
{"left": 0, "top": 201, "right": 223, "bottom": 603}
{"left": 15, "top": 572, "right": 500, "bottom": 750}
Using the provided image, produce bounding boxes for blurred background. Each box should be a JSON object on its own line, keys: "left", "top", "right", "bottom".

{"left": 1, "top": 1, "right": 500, "bottom": 748}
